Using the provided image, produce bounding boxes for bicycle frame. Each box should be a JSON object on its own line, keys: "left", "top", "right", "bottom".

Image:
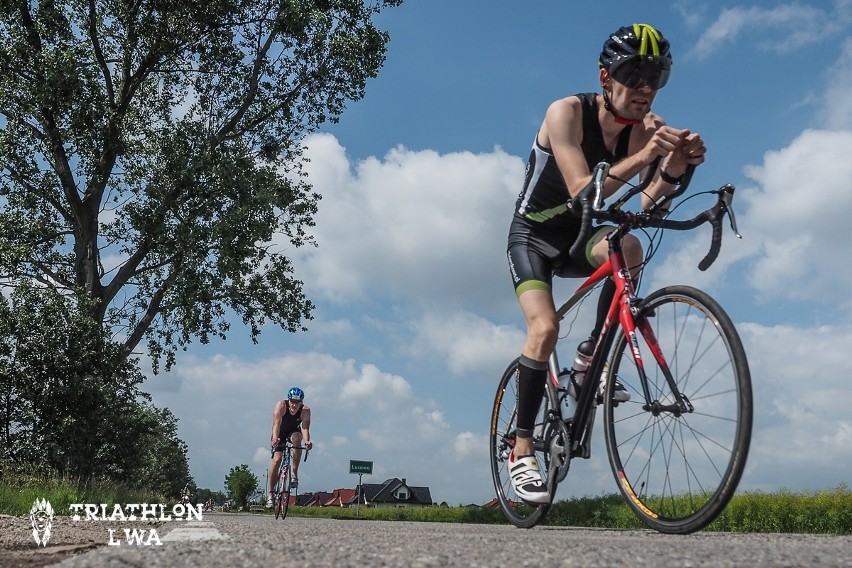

{"left": 272, "top": 440, "right": 309, "bottom": 493}
{"left": 278, "top": 444, "right": 292, "bottom": 480}
{"left": 547, "top": 224, "right": 690, "bottom": 459}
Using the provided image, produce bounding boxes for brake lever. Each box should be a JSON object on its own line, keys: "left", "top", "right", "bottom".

{"left": 592, "top": 161, "right": 610, "bottom": 211}
{"left": 719, "top": 184, "right": 742, "bottom": 238}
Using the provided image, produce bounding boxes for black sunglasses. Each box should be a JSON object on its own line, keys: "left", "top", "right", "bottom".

{"left": 609, "top": 55, "right": 671, "bottom": 90}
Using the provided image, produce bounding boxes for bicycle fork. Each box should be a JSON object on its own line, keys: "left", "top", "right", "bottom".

{"left": 629, "top": 313, "right": 694, "bottom": 416}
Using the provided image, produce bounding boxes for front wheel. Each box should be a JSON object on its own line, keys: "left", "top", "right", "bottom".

{"left": 280, "top": 464, "right": 291, "bottom": 520}
{"left": 274, "top": 465, "right": 291, "bottom": 520}
{"left": 489, "top": 358, "right": 552, "bottom": 528}
{"left": 602, "top": 285, "right": 752, "bottom": 534}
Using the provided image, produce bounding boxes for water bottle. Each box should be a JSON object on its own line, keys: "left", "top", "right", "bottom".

{"left": 558, "top": 339, "right": 595, "bottom": 420}
{"left": 557, "top": 368, "right": 577, "bottom": 420}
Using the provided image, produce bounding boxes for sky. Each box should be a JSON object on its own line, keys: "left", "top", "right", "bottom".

{"left": 145, "top": 0, "right": 852, "bottom": 506}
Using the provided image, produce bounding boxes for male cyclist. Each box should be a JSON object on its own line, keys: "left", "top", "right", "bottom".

{"left": 506, "top": 23, "right": 706, "bottom": 504}
{"left": 267, "top": 386, "right": 313, "bottom": 508}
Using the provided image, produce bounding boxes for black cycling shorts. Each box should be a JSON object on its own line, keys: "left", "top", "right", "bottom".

{"left": 507, "top": 213, "right": 610, "bottom": 296}
{"left": 275, "top": 429, "right": 302, "bottom": 451}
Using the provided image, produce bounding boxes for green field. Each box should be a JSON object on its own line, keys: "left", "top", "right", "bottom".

{"left": 3, "top": 473, "right": 850, "bottom": 535}
{"left": 268, "top": 488, "right": 852, "bottom": 535}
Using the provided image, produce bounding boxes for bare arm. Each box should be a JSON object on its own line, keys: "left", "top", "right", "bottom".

{"left": 300, "top": 406, "right": 312, "bottom": 449}
{"left": 270, "top": 400, "right": 285, "bottom": 445}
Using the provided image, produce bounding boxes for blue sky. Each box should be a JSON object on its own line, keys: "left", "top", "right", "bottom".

{"left": 147, "top": 0, "right": 852, "bottom": 505}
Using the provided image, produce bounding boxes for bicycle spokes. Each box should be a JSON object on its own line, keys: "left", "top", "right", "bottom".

{"left": 602, "top": 286, "right": 752, "bottom": 534}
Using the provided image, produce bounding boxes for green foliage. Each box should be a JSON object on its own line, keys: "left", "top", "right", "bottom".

{"left": 0, "top": 469, "right": 166, "bottom": 517}
{"left": 132, "top": 406, "right": 193, "bottom": 500}
{"left": 0, "top": 0, "right": 402, "bottom": 371}
{"left": 259, "top": 488, "right": 852, "bottom": 535}
{"left": 224, "top": 465, "right": 258, "bottom": 510}
{"left": 280, "top": 504, "right": 507, "bottom": 524}
{"left": 707, "top": 487, "right": 852, "bottom": 534}
{"left": 196, "top": 487, "right": 228, "bottom": 505}
{"left": 542, "top": 493, "right": 644, "bottom": 529}
{"left": 0, "top": 284, "right": 192, "bottom": 488}
{"left": 542, "top": 488, "right": 852, "bottom": 534}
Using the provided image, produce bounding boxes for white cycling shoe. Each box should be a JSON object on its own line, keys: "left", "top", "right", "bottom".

{"left": 508, "top": 452, "right": 549, "bottom": 505}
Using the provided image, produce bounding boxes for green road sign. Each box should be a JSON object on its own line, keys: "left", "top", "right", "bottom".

{"left": 349, "top": 460, "right": 373, "bottom": 474}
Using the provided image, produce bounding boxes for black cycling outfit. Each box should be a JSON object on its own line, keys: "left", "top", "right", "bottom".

{"left": 275, "top": 405, "right": 302, "bottom": 450}
{"left": 507, "top": 92, "right": 632, "bottom": 294}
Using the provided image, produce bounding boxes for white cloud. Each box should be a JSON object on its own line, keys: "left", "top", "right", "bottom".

{"left": 738, "top": 322, "right": 852, "bottom": 490}
{"left": 689, "top": 3, "right": 847, "bottom": 60}
{"left": 339, "top": 363, "right": 413, "bottom": 409}
{"left": 819, "top": 37, "right": 852, "bottom": 130}
{"left": 294, "top": 133, "right": 524, "bottom": 312}
{"left": 740, "top": 129, "right": 852, "bottom": 304}
{"left": 453, "top": 431, "right": 486, "bottom": 461}
{"left": 406, "top": 310, "right": 526, "bottom": 376}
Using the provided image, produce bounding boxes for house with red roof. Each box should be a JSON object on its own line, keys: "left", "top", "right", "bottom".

{"left": 346, "top": 478, "right": 433, "bottom": 508}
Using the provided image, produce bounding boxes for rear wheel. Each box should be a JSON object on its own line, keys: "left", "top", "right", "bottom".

{"left": 489, "top": 359, "right": 552, "bottom": 528}
{"left": 602, "top": 285, "right": 752, "bottom": 534}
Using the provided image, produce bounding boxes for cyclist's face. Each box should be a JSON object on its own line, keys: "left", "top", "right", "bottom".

{"left": 602, "top": 69, "right": 658, "bottom": 121}
{"left": 288, "top": 399, "right": 302, "bottom": 408}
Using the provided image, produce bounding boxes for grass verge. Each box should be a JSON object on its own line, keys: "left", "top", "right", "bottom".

{"left": 261, "top": 486, "right": 852, "bottom": 535}
{"left": 4, "top": 471, "right": 850, "bottom": 535}
{"left": 0, "top": 469, "right": 166, "bottom": 517}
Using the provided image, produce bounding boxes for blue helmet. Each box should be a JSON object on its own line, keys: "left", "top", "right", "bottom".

{"left": 287, "top": 386, "right": 305, "bottom": 401}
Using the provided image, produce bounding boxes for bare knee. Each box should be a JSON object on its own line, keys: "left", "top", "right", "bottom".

{"left": 623, "top": 235, "right": 644, "bottom": 275}
{"left": 526, "top": 314, "right": 559, "bottom": 358}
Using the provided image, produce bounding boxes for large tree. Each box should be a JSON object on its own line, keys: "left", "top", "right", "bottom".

{"left": 0, "top": 0, "right": 401, "bottom": 371}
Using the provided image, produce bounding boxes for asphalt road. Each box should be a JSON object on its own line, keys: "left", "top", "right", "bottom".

{"left": 50, "top": 512, "right": 852, "bottom": 567}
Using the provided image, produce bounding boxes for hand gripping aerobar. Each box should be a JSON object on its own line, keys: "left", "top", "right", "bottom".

{"left": 568, "top": 158, "right": 740, "bottom": 271}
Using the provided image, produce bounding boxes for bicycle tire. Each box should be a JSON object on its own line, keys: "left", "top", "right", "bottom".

{"left": 273, "top": 470, "right": 284, "bottom": 520}
{"left": 602, "top": 285, "right": 752, "bottom": 534}
{"left": 489, "top": 358, "right": 552, "bottom": 528}
{"left": 279, "top": 464, "right": 291, "bottom": 520}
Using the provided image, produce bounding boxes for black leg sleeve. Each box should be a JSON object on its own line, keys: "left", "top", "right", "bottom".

{"left": 590, "top": 277, "right": 615, "bottom": 340}
{"left": 516, "top": 355, "right": 548, "bottom": 439}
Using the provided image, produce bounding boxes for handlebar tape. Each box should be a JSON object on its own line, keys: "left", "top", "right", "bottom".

{"left": 698, "top": 215, "right": 723, "bottom": 271}
{"left": 697, "top": 184, "right": 737, "bottom": 271}
{"left": 568, "top": 178, "right": 596, "bottom": 260}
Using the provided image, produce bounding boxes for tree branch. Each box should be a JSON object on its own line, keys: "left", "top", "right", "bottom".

{"left": 87, "top": 0, "right": 115, "bottom": 109}
{"left": 212, "top": 12, "right": 283, "bottom": 146}
{"left": 122, "top": 256, "right": 183, "bottom": 355}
